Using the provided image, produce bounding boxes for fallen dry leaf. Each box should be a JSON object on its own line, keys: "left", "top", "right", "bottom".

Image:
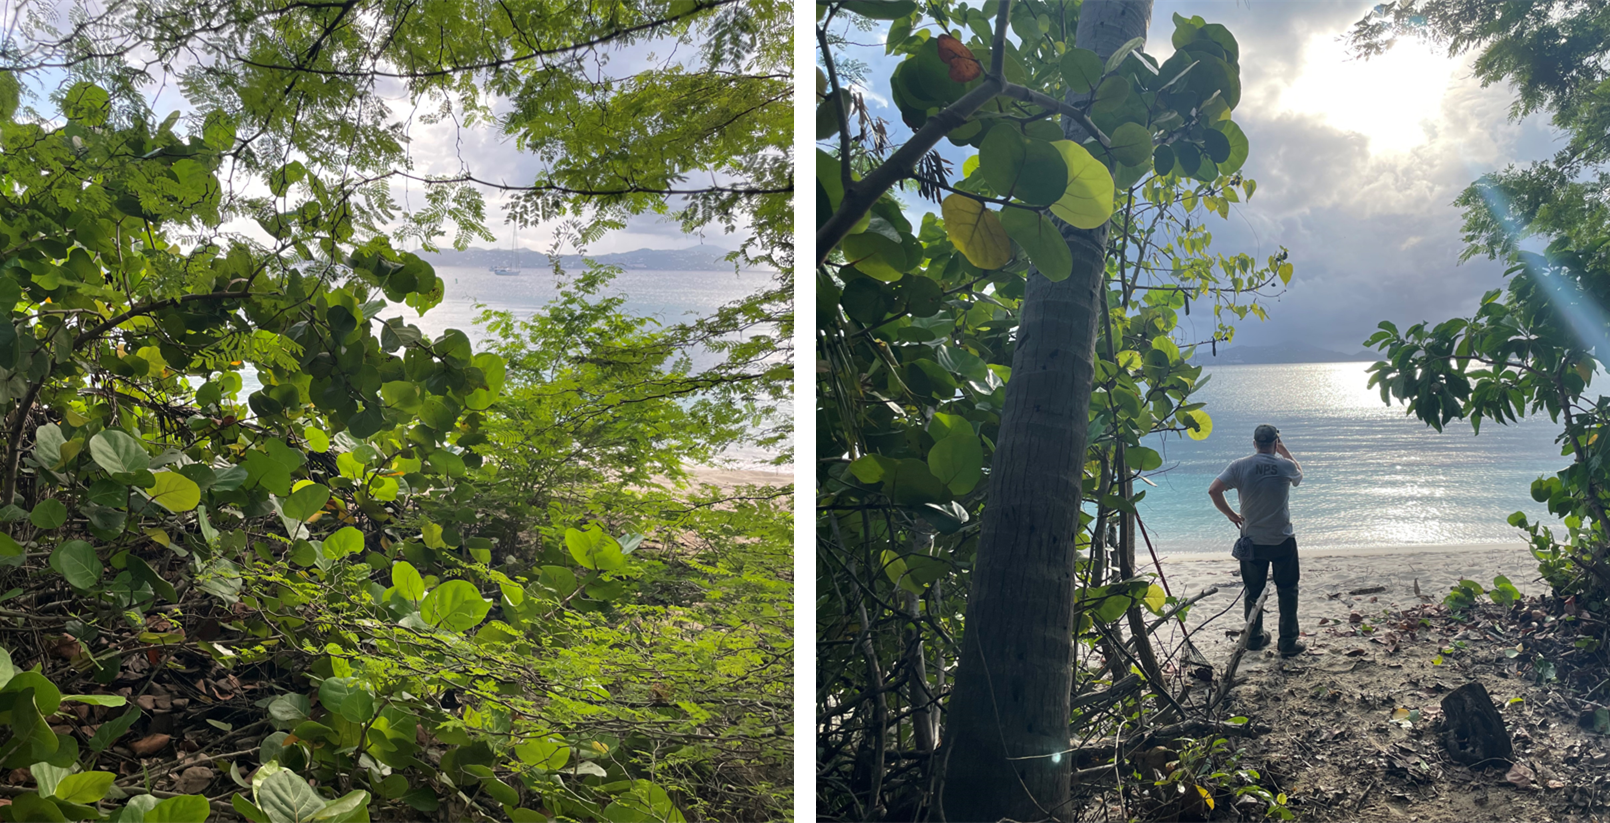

{"left": 130, "top": 734, "right": 171, "bottom": 756}
{"left": 1349, "top": 611, "right": 1364, "bottom": 624}
{"left": 1505, "top": 762, "right": 1534, "bottom": 789}
{"left": 172, "top": 766, "right": 214, "bottom": 794}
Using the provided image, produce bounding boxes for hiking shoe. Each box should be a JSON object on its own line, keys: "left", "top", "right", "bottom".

{"left": 1245, "top": 630, "right": 1272, "bottom": 651}
{"left": 1278, "top": 639, "right": 1307, "bottom": 657}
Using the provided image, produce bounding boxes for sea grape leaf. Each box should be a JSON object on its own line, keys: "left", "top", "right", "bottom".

{"left": 1048, "top": 140, "right": 1116, "bottom": 228}
{"left": 321, "top": 527, "right": 363, "bottom": 560}
{"left": 979, "top": 125, "right": 1067, "bottom": 206}
{"left": 280, "top": 484, "right": 330, "bottom": 522}
{"left": 256, "top": 768, "right": 325, "bottom": 823}
{"left": 927, "top": 433, "right": 984, "bottom": 495}
{"left": 317, "top": 677, "right": 375, "bottom": 724}
{"left": 419, "top": 580, "right": 492, "bottom": 632}
{"left": 53, "top": 771, "right": 114, "bottom": 804}
{"left": 49, "top": 541, "right": 102, "bottom": 590}
{"left": 29, "top": 499, "right": 67, "bottom": 530}
{"left": 146, "top": 472, "right": 201, "bottom": 512}
{"left": 1061, "top": 47, "right": 1104, "bottom": 94}
{"left": 565, "top": 525, "right": 626, "bottom": 572}
{"left": 89, "top": 430, "right": 149, "bottom": 475}
{"left": 941, "top": 195, "right": 1012, "bottom": 270}
{"left": 391, "top": 561, "right": 424, "bottom": 603}
{"left": 145, "top": 794, "right": 211, "bottom": 823}
{"left": 999, "top": 208, "right": 1072, "bottom": 282}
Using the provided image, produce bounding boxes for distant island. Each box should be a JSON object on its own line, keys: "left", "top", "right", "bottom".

{"left": 1191, "top": 343, "right": 1380, "bottom": 365}
{"left": 417, "top": 245, "right": 769, "bottom": 272}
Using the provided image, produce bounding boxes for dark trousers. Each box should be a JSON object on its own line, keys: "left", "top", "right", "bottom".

{"left": 1240, "top": 536, "right": 1300, "bottom": 645}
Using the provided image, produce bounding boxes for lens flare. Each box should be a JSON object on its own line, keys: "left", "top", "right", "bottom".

{"left": 1474, "top": 182, "right": 1610, "bottom": 361}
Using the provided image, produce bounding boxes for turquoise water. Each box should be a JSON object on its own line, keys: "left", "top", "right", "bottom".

{"left": 1133, "top": 362, "right": 1568, "bottom": 553}
{"left": 245, "top": 265, "right": 785, "bottom": 467}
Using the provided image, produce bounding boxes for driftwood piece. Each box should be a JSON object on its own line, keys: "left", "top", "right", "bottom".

{"left": 1070, "top": 673, "right": 1141, "bottom": 715}
{"left": 1440, "top": 681, "right": 1512, "bottom": 766}
{"left": 1211, "top": 585, "right": 1271, "bottom": 710}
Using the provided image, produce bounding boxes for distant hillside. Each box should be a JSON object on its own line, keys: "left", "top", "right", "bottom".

{"left": 417, "top": 245, "right": 764, "bottom": 272}
{"left": 1193, "top": 344, "right": 1380, "bottom": 365}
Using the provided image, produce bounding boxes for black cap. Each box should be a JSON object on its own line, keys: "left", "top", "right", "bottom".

{"left": 1253, "top": 424, "right": 1279, "bottom": 444}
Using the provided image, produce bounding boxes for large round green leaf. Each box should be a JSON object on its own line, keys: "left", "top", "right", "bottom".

{"left": 927, "top": 432, "right": 984, "bottom": 495}
{"left": 565, "top": 525, "right": 626, "bottom": 572}
{"left": 1048, "top": 141, "right": 1116, "bottom": 229}
{"left": 999, "top": 208, "right": 1072, "bottom": 282}
{"left": 514, "top": 736, "right": 570, "bottom": 771}
{"left": 1203, "top": 128, "right": 1231, "bottom": 163}
{"left": 419, "top": 580, "right": 492, "bottom": 632}
{"left": 144, "top": 795, "right": 211, "bottom": 823}
{"left": 1214, "top": 120, "right": 1249, "bottom": 174}
{"left": 1173, "top": 142, "right": 1202, "bottom": 177}
{"left": 281, "top": 483, "right": 330, "bottom": 522}
{"left": 1092, "top": 75, "right": 1130, "bottom": 113}
{"left": 322, "top": 526, "right": 363, "bottom": 560}
{"left": 1106, "top": 122, "right": 1154, "bottom": 167}
{"left": 5, "top": 671, "right": 63, "bottom": 714}
{"left": 1060, "top": 47, "right": 1104, "bottom": 94}
{"left": 49, "top": 540, "right": 102, "bottom": 591}
{"left": 941, "top": 194, "right": 1012, "bottom": 270}
{"left": 391, "top": 560, "right": 424, "bottom": 603}
{"left": 1152, "top": 144, "right": 1176, "bottom": 176}
{"left": 318, "top": 676, "right": 376, "bottom": 724}
{"left": 53, "top": 771, "right": 114, "bottom": 804}
{"left": 29, "top": 498, "right": 67, "bottom": 529}
{"left": 147, "top": 472, "right": 201, "bottom": 513}
{"left": 256, "top": 768, "right": 325, "bottom": 823}
{"left": 1124, "top": 446, "right": 1163, "bottom": 471}
{"left": 887, "top": 459, "right": 948, "bottom": 506}
{"left": 979, "top": 125, "right": 1066, "bottom": 206}
{"left": 89, "top": 430, "right": 149, "bottom": 475}
{"left": 840, "top": 217, "right": 912, "bottom": 282}
{"left": 317, "top": 791, "right": 372, "bottom": 822}
{"left": 1182, "top": 409, "right": 1214, "bottom": 441}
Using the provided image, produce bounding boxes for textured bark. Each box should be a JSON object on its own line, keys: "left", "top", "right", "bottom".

{"left": 939, "top": 3, "right": 1153, "bottom": 821}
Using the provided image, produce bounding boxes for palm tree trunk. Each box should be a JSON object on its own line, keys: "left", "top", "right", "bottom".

{"left": 938, "top": 3, "right": 1154, "bottom": 820}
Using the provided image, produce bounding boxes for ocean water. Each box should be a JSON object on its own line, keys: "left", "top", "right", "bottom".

{"left": 248, "top": 264, "right": 786, "bottom": 468}
{"left": 1132, "top": 362, "right": 1569, "bottom": 553}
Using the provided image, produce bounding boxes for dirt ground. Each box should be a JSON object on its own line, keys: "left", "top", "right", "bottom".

{"left": 1148, "top": 545, "right": 1610, "bottom": 822}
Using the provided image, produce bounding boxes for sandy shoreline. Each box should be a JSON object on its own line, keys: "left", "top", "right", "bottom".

{"left": 1148, "top": 542, "right": 1546, "bottom": 657}
{"left": 683, "top": 465, "right": 793, "bottom": 489}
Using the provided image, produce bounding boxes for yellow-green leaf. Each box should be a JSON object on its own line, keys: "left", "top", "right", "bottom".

{"left": 941, "top": 194, "right": 1012, "bottom": 270}
{"left": 1048, "top": 140, "right": 1115, "bottom": 229}
{"left": 1182, "top": 409, "right": 1213, "bottom": 441}
{"left": 147, "top": 472, "right": 201, "bottom": 513}
{"left": 1144, "top": 583, "right": 1166, "bottom": 614}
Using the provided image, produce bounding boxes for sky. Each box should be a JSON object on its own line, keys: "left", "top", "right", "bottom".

{"left": 830, "top": 0, "right": 1561, "bottom": 354}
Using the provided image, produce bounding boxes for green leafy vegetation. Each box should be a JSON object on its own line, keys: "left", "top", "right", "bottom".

{"left": 0, "top": 0, "right": 791, "bottom": 819}
{"left": 817, "top": 0, "right": 1291, "bottom": 818}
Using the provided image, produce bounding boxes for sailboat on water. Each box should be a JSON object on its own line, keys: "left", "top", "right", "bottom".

{"left": 489, "top": 223, "right": 522, "bottom": 276}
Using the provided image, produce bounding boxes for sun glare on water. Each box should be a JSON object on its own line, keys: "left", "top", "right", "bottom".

{"left": 1279, "top": 34, "right": 1457, "bottom": 155}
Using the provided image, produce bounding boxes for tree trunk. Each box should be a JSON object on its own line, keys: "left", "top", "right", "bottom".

{"left": 939, "top": 5, "right": 1154, "bottom": 820}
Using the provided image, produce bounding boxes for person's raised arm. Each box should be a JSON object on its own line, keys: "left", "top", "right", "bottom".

{"left": 1208, "top": 478, "right": 1244, "bottom": 529}
{"left": 1275, "top": 437, "right": 1301, "bottom": 474}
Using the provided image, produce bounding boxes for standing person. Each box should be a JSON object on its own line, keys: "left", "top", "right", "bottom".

{"left": 1208, "top": 424, "right": 1307, "bottom": 656}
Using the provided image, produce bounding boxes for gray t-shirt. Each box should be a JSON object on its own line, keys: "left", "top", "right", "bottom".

{"left": 1216, "top": 453, "right": 1303, "bottom": 545}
